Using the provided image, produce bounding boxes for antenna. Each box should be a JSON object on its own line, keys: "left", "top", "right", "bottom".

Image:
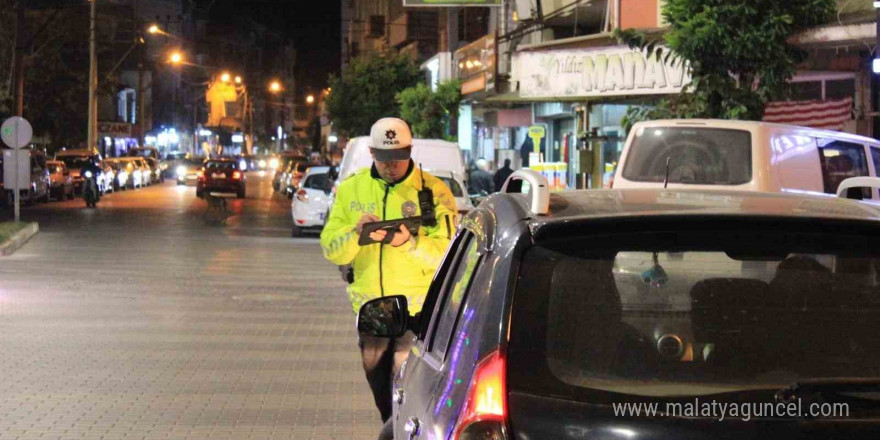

{"left": 663, "top": 157, "right": 671, "bottom": 189}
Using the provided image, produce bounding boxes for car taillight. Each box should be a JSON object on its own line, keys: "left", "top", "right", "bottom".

{"left": 296, "top": 189, "right": 308, "bottom": 202}
{"left": 197, "top": 169, "right": 204, "bottom": 179}
{"left": 453, "top": 349, "right": 508, "bottom": 440}
{"left": 232, "top": 171, "right": 242, "bottom": 180}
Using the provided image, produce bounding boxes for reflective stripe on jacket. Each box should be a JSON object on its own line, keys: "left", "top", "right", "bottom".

{"left": 320, "top": 161, "right": 457, "bottom": 314}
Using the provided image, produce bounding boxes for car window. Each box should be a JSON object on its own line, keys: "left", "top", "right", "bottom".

{"left": 817, "top": 139, "right": 870, "bottom": 199}
{"left": 304, "top": 173, "right": 333, "bottom": 193}
{"left": 428, "top": 234, "right": 481, "bottom": 357}
{"left": 509, "top": 223, "right": 880, "bottom": 402}
{"left": 437, "top": 176, "right": 464, "bottom": 197}
{"left": 417, "top": 229, "right": 469, "bottom": 341}
{"left": 622, "top": 127, "right": 752, "bottom": 185}
{"left": 205, "top": 161, "right": 235, "bottom": 170}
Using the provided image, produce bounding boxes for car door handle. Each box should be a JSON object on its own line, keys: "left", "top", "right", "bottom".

{"left": 404, "top": 417, "right": 421, "bottom": 439}
{"left": 394, "top": 388, "right": 406, "bottom": 405}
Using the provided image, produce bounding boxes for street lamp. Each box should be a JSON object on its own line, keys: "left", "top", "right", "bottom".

{"left": 169, "top": 51, "right": 183, "bottom": 64}
{"left": 220, "top": 72, "right": 231, "bottom": 82}
{"left": 148, "top": 24, "right": 160, "bottom": 34}
{"left": 269, "top": 81, "right": 282, "bottom": 93}
{"left": 234, "top": 75, "right": 242, "bottom": 85}
{"left": 306, "top": 94, "right": 315, "bottom": 104}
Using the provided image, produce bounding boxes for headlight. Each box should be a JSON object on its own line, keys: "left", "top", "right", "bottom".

{"left": 84, "top": 171, "right": 93, "bottom": 178}
{"left": 269, "top": 158, "right": 279, "bottom": 169}
{"left": 258, "top": 160, "right": 266, "bottom": 168}
{"left": 176, "top": 166, "right": 187, "bottom": 177}
{"left": 239, "top": 159, "right": 247, "bottom": 171}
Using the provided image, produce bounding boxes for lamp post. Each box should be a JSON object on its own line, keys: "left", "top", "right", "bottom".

{"left": 268, "top": 81, "right": 284, "bottom": 152}
{"left": 87, "top": 0, "right": 98, "bottom": 152}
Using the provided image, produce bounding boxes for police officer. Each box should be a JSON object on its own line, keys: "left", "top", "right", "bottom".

{"left": 320, "top": 117, "right": 456, "bottom": 422}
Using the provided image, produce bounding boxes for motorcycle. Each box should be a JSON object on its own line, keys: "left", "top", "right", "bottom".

{"left": 83, "top": 170, "right": 99, "bottom": 207}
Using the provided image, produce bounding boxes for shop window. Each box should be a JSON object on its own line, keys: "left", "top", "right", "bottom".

{"left": 826, "top": 79, "right": 856, "bottom": 100}
{"left": 791, "top": 81, "right": 822, "bottom": 101}
{"left": 817, "top": 139, "right": 870, "bottom": 199}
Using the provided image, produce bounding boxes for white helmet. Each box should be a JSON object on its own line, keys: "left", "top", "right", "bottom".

{"left": 369, "top": 117, "right": 412, "bottom": 162}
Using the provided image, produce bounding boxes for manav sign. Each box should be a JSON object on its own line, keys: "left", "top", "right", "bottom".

{"left": 515, "top": 46, "right": 691, "bottom": 99}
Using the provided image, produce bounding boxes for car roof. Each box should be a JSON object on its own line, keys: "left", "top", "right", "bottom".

{"left": 634, "top": 119, "right": 880, "bottom": 146}
{"left": 498, "top": 188, "right": 880, "bottom": 226}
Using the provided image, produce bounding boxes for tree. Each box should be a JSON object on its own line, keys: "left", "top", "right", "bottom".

{"left": 396, "top": 80, "right": 462, "bottom": 140}
{"left": 615, "top": 0, "right": 835, "bottom": 130}
{"left": 326, "top": 52, "right": 422, "bottom": 137}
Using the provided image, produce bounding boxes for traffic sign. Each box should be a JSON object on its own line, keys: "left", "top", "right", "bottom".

{"left": 1, "top": 116, "right": 33, "bottom": 149}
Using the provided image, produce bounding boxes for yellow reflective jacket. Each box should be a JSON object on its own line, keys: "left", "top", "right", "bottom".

{"left": 320, "top": 162, "right": 457, "bottom": 314}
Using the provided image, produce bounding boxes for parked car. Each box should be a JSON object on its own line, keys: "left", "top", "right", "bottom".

{"left": 358, "top": 170, "right": 880, "bottom": 440}
{"left": 273, "top": 155, "right": 307, "bottom": 192}
{"left": 2, "top": 149, "right": 50, "bottom": 205}
{"left": 114, "top": 157, "right": 144, "bottom": 189}
{"left": 46, "top": 160, "right": 74, "bottom": 200}
{"left": 144, "top": 157, "right": 164, "bottom": 183}
{"left": 196, "top": 158, "right": 245, "bottom": 198}
{"left": 290, "top": 166, "right": 333, "bottom": 237}
{"left": 55, "top": 148, "right": 99, "bottom": 195}
{"left": 281, "top": 159, "right": 309, "bottom": 198}
{"left": 130, "top": 157, "right": 152, "bottom": 186}
{"left": 612, "top": 119, "right": 880, "bottom": 201}
{"left": 176, "top": 157, "right": 205, "bottom": 186}
{"left": 101, "top": 159, "right": 126, "bottom": 191}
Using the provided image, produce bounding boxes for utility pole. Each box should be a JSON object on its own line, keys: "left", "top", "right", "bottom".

{"left": 13, "top": 1, "right": 25, "bottom": 117}
{"left": 136, "top": 0, "right": 147, "bottom": 147}
{"left": 87, "top": 0, "right": 98, "bottom": 153}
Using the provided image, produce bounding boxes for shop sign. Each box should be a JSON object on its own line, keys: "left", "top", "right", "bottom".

{"left": 98, "top": 121, "right": 132, "bottom": 137}
{"left": 528, "top": 125, "right": 545, "bottom": 153}
{"left": 515, "top": 46, "right": 691, "bottom": 98}
{"left": 405, "top": 0, "right": 500, "bottom": 6}
{"left": 461, "top": 74, "right": 487, "bottom": 95}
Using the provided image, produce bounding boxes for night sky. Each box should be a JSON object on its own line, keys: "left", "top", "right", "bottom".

{"left": 199, "top": 0, "right": 341, "bottom": 96}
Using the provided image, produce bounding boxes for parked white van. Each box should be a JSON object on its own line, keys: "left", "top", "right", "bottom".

{"left": 337, "top": 136, "right": 467, "bottom": 182}
{"left": 612, "top": 119, "right": 880, "bottom": 200}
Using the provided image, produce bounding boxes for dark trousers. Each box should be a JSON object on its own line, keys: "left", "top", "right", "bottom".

{"left": 359, "top": 331, "right": 415, "bottom": 422}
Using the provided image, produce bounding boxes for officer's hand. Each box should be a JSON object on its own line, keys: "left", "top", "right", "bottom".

{"left": 356, "top": 213, "right": 381, "bottom": 234}
{"left": 389, "top": 224, "right": 411, "bottom": 247}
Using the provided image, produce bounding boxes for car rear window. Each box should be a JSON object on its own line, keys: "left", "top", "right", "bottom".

{"left": 622, "top": 127, "right": 752, "bottom": 185}
{"left": 304, "top": 173, "right": 333, "bottom": 193}
{"left": 508, "top": 219, "right": 880, "bottom": 402}
{"left": 205, "top": 161, "right": 236, "bottom": 170}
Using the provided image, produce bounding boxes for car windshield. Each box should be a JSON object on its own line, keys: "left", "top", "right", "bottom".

{"left": 58, "top": 156, "right": 93, "bottom": 169}
{"left": 303, "top": 173, "right": 333, "bottom": 193}
{"left": 437, "top": 176, "right": 464, "bottom": 197}
{"left": 510, "top": 223, "right": 880, "bottom": 400}
{"left": 622, "top": 127, "right": 752, "bottom": 185}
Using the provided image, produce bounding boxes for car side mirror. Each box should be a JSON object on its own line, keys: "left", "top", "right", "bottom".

{"left": 357, "top": 296, "right": 409, "bottom": 338}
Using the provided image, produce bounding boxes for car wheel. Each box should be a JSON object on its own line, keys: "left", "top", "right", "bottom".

{"left": 291, "top": 225, "right": 302, "bottom": 237}
{"left": 196, "top": 190, "right": 204, "bottom": 198}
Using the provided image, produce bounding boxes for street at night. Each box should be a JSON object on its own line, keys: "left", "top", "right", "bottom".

{"left": 0, "top": 174, "right": 379, "bottom": 440}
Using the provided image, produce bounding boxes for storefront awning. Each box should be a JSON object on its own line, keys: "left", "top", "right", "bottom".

{"left": 484, "top": 91, "right": 590, "bottom": 103}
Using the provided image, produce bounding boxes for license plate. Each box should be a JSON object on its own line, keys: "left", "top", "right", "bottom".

{"left": 211, "top": 173, "right": 226, "bottom": 179}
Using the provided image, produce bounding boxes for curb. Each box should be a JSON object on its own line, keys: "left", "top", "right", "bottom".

{"left": 0, "top": 222, "right": 39, "bottom": 256}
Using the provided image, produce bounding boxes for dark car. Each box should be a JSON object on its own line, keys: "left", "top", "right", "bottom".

{"left": 358, "top": 170, "right": 880, "bottom": 440}
{"left": 196, "top": 158, "right": 245, "bottom": 199}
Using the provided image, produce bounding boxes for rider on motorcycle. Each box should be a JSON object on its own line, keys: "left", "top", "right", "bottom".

{"left": 81, "top": 157, "right": 103, "bottom": 203}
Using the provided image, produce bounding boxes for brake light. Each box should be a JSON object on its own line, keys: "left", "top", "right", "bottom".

{"left": 232, "top": 171, "right": 242, "bottom": 180}
{"left": 453, "top": 349, "right": 508, "bottom": 440}
{"left": 296, "top": 189, "right": 308, "bottom": 202}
